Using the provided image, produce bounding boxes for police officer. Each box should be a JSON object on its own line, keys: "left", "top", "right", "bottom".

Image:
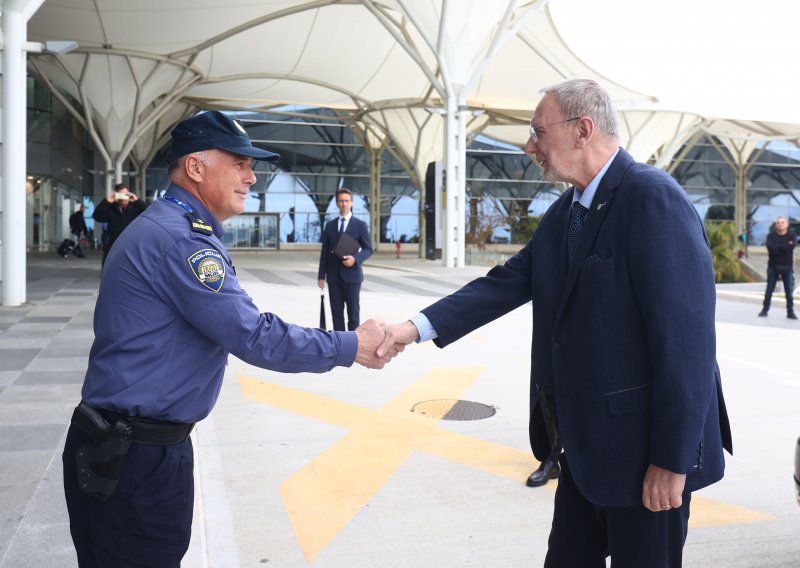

{"left": 62, "top": 111, "right": 394, "bottom": 568}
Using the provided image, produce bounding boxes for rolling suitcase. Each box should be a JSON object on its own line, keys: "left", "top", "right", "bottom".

{"left": 57, "top": 238, "right": 76, "bottom": 257}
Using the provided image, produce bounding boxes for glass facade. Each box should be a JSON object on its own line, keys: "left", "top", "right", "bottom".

{"left": 25, "top": 76, "right": 90, "bottom": 251}
{"left": 466, "top": 136, "right": 562, "bottom": 245}
{"left": 669, "top": 138, "right": 736, "bottom": 224}
{"left": 221, "top": 213, "right": 280, "bottom": 250}
{"left": 146, "top": 113, "right": 800, "bottom": 251}
{"left": 146, "top": 109, "right": 420, "bottom": 248}
{"left": 747, "top": 141, "right": 800, "bottom": 243}
{"left": 669, "top": 136, "right": 800, "bottom": 244}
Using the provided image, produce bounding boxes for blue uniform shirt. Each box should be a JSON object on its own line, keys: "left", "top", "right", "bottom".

{"left": 82, "top": 184, "right": 358, "bottom": 423}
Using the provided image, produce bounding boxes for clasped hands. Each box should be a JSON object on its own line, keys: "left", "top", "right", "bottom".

{"left": 353, "top": 320, "right": 420, "bottom": 369}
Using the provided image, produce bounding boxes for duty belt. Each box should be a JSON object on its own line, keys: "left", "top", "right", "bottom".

{"left": 93, "top": 407, "right": 195, "bottom": 445}
{"left": 70, "top": 402, "right": 194, "bottom": 500}
{"left": 71, "top": 403, "right": 195, "bottom": 445}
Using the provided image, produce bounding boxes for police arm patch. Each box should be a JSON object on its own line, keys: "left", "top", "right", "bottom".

{"left": 187, "top": 248, "right": 226, "bottom": 292}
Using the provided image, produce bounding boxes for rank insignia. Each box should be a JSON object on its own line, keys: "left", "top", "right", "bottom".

{"left": 191, "top": 219, "right": 213, "bottom": 234}
{"left": 185, "top": 212, "right": 213, "bottom": 235}
{"left": 188, "top": 248, "right": 226, "bottom": 292}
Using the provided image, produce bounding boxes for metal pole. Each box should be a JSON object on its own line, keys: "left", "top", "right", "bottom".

{"left": 369, "top": 149, "right": 381, "bottom": 253}
{"left": 443, "top": 94, "right": 466, "bottom": 267}
{"left": 1, "top": 7, "right": 28, "bottom": 305}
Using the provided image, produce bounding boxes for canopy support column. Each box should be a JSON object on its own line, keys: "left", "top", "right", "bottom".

{"left": 1, "top": 0, "right": 46, "bottom": 306}
{"left": 369, "top": 148, "right": 381, "bottom": 252}
{"left": 443, "top": 95, "right": 467, "bottom": 268}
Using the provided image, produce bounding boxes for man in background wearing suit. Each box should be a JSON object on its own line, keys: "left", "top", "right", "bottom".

{"left": 379, "top": 78, "right": 732, "bottom": 567}
{"left": 318, "top": 188, "right": 373, "bottom": 331}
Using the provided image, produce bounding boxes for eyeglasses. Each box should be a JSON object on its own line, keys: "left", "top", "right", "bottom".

{"left": 528, "top": 117, "right": 580, "bottom": 144}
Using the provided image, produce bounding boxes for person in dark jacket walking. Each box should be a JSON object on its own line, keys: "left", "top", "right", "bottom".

{"left": 68, "top": 204, "right": 88, "bottom": 258}
{"left": 759, "top": 216, "right": 797, "bottom": 319}
{"left": 92, "top": 183, "right": 148, "bottom": 266}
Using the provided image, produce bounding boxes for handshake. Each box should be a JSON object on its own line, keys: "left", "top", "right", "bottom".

{"left": 353, "top": 319, "right": 420, "bottom": 369}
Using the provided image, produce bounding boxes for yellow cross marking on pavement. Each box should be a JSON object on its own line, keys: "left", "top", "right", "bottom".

{"left": 238, "top": 369, "right": 773, "bottom": 563}
{"left": 239, "top": 368, "right": 534, "bottom": 562}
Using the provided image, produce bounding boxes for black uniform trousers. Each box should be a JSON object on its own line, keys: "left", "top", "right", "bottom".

{"left": 545, "top": 455, "right": 691, "bottom": 568}
{"left": 327, "top": 281, "right": 361, "bottom": 331}
{"left": 62, "top": 424, "right": 194, "bottom": 568}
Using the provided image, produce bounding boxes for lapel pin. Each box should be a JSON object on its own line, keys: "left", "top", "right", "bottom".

{"left": 597, "top": 202, "right": 606, "bottom": 211}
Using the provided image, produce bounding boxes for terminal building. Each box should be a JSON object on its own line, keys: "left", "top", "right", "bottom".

{"left": 3, "top": 1, "right": 800, "bottom": 304}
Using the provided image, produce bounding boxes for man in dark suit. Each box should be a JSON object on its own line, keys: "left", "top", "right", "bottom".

{"left": 379, "top": 78, "right": 732, "bottom": 567}
{"left": 318, "top": 188, "right": 373, "bottom": 331}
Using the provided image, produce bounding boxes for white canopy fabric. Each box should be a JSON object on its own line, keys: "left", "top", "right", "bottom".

{"left": 19, "top": 0, "right": 800, "bottom": 264}
{"left": 27, "top": 0, "right": 800, "bottom": 183}
{"left": 25, "top": 1, "right": 654, "bottom": 179}
{"left": 0, "top": 0, "right": 794, "bottom": 304}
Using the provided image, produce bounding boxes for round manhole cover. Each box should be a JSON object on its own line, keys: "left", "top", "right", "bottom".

{"left": 411, "top": 399, "right": 496, "bottom": 421}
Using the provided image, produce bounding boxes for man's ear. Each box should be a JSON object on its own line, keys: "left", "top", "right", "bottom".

{"left": 575, "top": 116, "right": 594, "bottom": 148}
{"left": 185, "top": 155, "right": 204, "bottom": 183}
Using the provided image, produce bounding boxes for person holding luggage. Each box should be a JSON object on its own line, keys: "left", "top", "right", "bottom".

{"left": 68, "top": 204, "right": 88, "bottom": 258}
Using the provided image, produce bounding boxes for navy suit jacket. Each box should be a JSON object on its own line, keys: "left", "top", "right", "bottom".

{"left": 318, "top": 215, "right": 373, "bottom": 284}
{"left": 423, "top": 149, "right": 732, "bottom": 507}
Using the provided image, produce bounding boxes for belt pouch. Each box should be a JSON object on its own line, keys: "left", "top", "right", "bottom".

{"left": 71, "top": 403, "right": 132, "bottom": 501}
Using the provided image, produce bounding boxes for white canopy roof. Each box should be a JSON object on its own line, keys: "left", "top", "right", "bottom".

{"left": 4, "top": 0, "right": 798, "bottom": 303}
{"left": 24, "top": 0, "right": 800, "bottom": 185}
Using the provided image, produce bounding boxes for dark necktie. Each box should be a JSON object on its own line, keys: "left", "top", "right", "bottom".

{"left": 339, "top": 218, "right": 346, "bottom": 233}
{"left": 568, "top": 201, "right": 588, "bottom": 264}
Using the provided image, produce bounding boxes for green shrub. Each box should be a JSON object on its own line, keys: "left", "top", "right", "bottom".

{"left": 704, "top": 221, "right": 745, "bottom": 283}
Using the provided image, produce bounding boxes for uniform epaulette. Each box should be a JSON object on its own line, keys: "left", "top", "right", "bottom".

{"left": 184, "top": 211, "right": 213, "bottom": 235}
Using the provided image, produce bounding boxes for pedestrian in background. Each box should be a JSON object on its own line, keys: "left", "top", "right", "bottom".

{"left": 759, "top": 216, "right": 796, "bottom": 319}
{"left": 68, "top": 204, "right": 88, "bottom": 258}
{"left": 318, "top": 188, "right": 373, "bottom": 331}
{"left": 92, "top": 183, "right": 147, "bottom": 266}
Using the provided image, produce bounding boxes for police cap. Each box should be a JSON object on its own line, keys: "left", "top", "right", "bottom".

{"left": 168, "top": 111, "right": 280, "bottom": 163}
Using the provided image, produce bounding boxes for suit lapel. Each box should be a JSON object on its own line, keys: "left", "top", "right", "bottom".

{"left": 554, "top": 149, "right": 632, "bottom": 322}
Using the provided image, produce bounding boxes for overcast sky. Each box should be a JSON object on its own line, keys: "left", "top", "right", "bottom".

{"left": 550, "top": 0, "right": 800, "bottom": 124}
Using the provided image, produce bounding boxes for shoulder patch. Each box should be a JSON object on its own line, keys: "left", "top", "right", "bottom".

{"left": 187, "top": 248, "right": 226, "bottom": 292}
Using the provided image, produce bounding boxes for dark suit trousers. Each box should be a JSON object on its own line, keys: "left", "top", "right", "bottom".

{"left": 545, "top": 455, "right": 691, "bottom": 568}
{"left": 328, "top": 281, "right": 361, "bottom": 331}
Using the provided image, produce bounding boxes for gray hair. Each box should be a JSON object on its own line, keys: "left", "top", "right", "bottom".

{"left": 544, "top": 79, "right": 619, "bottom": 140}
{"left": 168, "top": 150, "right": 217, "bottom": 178}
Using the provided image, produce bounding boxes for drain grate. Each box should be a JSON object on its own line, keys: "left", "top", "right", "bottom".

{"left": 411, "top": 399, "right": 496, "bottom": 421}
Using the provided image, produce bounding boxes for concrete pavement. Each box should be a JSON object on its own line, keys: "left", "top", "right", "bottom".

{"left": 1, "top": 249, "right": 798, "bottom": 567}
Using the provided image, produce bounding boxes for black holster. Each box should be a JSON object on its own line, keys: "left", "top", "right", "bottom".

{"left": 71, "top": 402, "right": 132, "bottom": 501}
